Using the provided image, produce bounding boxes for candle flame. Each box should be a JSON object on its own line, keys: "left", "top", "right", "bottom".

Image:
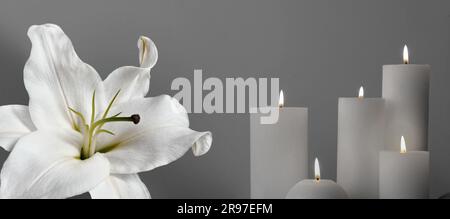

{"left": 314, "top": 158, "right": 320, "bottom": 182}
{"left": 278, "top": 90, "right": 284, "bottom": 108}
{"left": 403, "top": 45, "right": 409, "bottom": 64}
{"left": 358, "top": 86, "right": 364, "bottom": 98}
{"left": 400, "top": 136, "right": 407, "bottom": 153}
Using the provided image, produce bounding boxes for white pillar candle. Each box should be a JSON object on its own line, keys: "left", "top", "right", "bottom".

{"left": 286, "top": 158, "right": 348, "bottom": 199}
{"left": 379, "top": 136, "right": 430, "bottom": 199}
{"left": 382, "top": 45, "right": 431, "bottom": 151}
{"left": 337, "top": 87, "right": 385, "bottom": 198}
{"left": 250, "top": 90, "right": 308, "bottom": 199}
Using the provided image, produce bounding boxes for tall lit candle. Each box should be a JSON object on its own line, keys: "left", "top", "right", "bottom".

{"left": 379, "top": 136, "right": 430, "bottom": 199}
{"left": 337, "top": 87, "right": 385, "bottom": 198}
{"left": 286, "top": 158, "right": 348, "bottom": 199}
{"left": 250, "top": 90, "right": 308, "bottom": 198}
{"left": 382, "top": 45, "right": 430, "bottom": 151}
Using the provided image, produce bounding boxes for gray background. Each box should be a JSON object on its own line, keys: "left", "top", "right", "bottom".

{"left": 0, "top": 0, "right": 449, "bottom": 198}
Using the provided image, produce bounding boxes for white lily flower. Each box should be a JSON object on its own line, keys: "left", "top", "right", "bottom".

{"left": 0, "top": 24, "right": 212, "bottom": 199}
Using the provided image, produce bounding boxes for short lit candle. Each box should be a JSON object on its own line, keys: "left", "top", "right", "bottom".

{"left": 286, "top": 158, "right": 348, "bottom": 199}
{"left": 379, "top": 136, "right": 430, "bottom": 199}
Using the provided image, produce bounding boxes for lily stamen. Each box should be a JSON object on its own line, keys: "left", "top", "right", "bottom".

{"left": 69, "top": 89, "right": 140, "bottom": 159}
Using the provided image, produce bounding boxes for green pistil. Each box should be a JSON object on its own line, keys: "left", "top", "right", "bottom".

{"left": 69, "top": 90, "right": 140, "bottom": 159}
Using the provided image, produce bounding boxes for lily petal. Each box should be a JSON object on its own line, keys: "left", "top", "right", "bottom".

{"left": 104, "top": 127, "right": 211, "bottom": 174}
{"left": 0, "top": 105, "right": 36, "bottom": 151}
{"left": 95, "top": 95, "right": 188, "bottom": 152}
{"left": 100, "top": 36, "right": 158, "bottom": 108}
{"left": 96, "top": 95, "right": 212, "bottom": 174}
{"left": 138, "top": 36, "right": 158, "bottom": 68}
{"left": 101, "top": 66, "right": 150, "bottom": 108}
{"left": 97, "top": 95, "right": 189, "bottom": 151}
{"left": 0, "top": 130, "right": 110, "bottom": 199}
{"left": 24, "top": 24, "right": 102, "bottom": 130}
{"left": 89, "top": 174, "right": 150, "bottom": 199}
